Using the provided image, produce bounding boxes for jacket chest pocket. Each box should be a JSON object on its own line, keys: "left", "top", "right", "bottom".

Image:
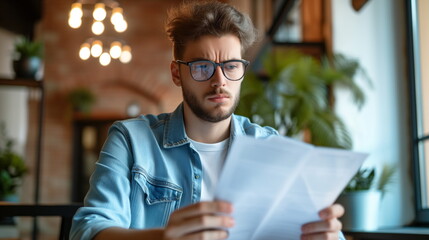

{"left": 132, "top": 169, "right": 183, "bottom": 227}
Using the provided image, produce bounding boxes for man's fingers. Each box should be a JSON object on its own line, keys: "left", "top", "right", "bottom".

{"left": 180, "top": 229, "right": 229, "bottom": 240}
{"left": 301, "top": 218, "right": 342, "bottom": 234}
{"left": 170, "top": 201, "right": 233, "bottom": 223}
{"left": 300, "top": 204, "right": 344, "bottom": 240}
{"left": 164, "top": 201, "right": 234, "bottom": 239}
{"left": 319, "top": 204, "right": 344, "bottom": 220}
{"left": 167, "top": 215, "right": 234, "bottom": 237}
{"left": 300, "top": 231, "right": 339, "bottom": 240}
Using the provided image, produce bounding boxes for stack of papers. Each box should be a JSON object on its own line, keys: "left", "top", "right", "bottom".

{"left": 215, "top": 135, "right": 367, "bottom": 240}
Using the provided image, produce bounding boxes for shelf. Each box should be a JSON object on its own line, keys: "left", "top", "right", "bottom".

{"left": 0, "top": 77, "right": 45, "bottom": 240}
{"left": 0, "top": 78, "right": 45, "bottom": 204}
{"left": 0, "top": 78, "right": 43, "bottom": 88}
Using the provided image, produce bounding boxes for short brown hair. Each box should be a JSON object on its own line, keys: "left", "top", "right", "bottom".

{"left": 165, "top": 0, "right": 257, "bottom": 60}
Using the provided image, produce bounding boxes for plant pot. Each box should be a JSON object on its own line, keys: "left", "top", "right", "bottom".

{"left": 0, "top": 194, "right": 19, "bottom": 202}
{"left": 0, "top": 194, "right": 18, "bottom": 225}
{"left": 336, "top": 190, "right": 381, "bottom": 231}
{"left": 13, "top": 56, "right": 42, "bottom": 79}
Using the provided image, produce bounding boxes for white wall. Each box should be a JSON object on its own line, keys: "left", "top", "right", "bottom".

{"left": 332, "top": 0, "right": 414, "bottom": 227}
{"left": 0, "top": 28, "right": 29, "bottom": 156}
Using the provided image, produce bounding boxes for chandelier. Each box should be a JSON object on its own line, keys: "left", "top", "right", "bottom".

{"left": 68, "top": 0, "right": 132, "bottom": 66}
{"left": 78, "top": 37, "right": 132, "bottom": 66}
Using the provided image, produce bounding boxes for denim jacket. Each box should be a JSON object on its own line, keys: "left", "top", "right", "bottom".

{"left": 70, "top": 104, "right": 278, "bottom": 239}
{"left": 70, "top": 104, "right": 346, "bottom": 240}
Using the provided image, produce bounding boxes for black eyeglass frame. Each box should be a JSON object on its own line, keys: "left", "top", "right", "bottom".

{"left": 176, "top": 59, "right": 250, "bottom": 81}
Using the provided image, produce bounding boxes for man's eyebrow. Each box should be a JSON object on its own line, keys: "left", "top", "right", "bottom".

{"left": 189, "top": 58, "right": 209, "bottom": 61}
{"left": 187, "top": 58, "right": 242, "bottom": 62}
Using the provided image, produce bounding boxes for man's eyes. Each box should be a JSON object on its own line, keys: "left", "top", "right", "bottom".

{"left": 192, "top": 61, "right": 241, "bottom": 70}
{"left": 225, "top": 64, "right": 238, "bottom": 69}
{"left": 195, "top": 64, "right": 210, "bottom": 69}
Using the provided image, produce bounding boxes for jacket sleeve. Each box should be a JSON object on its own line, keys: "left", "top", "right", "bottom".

{"left": 70, "top": 122, "right": 134, "bottom": 240}
{"left": 339, "top": 231, "right": 346, "bottom": 240}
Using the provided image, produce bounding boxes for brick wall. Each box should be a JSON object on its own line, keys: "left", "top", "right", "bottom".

{"left": 20, "top": 0, "right": 184, "bottom": 238}
{"left": 33, "top": 0, "right": 183, "bottom": 202}
{"left": 17, "top": 0, "right": 262, "bottom": 238}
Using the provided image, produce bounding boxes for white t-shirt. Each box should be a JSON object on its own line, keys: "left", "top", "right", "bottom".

{"left": 189, "top": 138, "right": 229, "bottom": 201}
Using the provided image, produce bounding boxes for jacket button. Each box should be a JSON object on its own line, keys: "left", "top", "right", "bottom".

{"left": 194, "top": 174, "right": 200, "bottom": 179}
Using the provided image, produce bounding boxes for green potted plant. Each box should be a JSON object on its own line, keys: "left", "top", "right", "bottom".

{"left": 337, "top": 164, "right": 396, "bottom": 230}
{"left": 13, "top": 37, "right": 44, "bottom": 79}
{"left": 0, "top": 122, "right": 28, "bottom": 201}
{"left": 237, "top": 50, "right": 371, "bottom": 149}
{"left": 68, "top": 87, "right": 96, "bottom": 114}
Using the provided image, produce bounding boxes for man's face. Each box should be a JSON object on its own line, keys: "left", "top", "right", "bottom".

{"left": 173, "top": 34, "right": 243, "bottom": 123}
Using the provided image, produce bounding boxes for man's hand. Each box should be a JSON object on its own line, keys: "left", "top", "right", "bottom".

{"left": 300, "top": 204, "right": 345, "bottom": 240}
{"left": 163, "top": 201, "right": 235, "bottom": 240}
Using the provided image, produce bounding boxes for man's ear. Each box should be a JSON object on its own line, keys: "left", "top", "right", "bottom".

{"left": 171, "top": 61, "right": 182, "bottom": 87}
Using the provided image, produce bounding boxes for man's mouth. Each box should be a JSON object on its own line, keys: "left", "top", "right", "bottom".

{"left": 207, "top": 94, "right": 230, "bottom": 103}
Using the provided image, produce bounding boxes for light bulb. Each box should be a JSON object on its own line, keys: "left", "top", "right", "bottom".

{"left": 91, "top": 21, "right": 105, "bottom": 35}
{"left": 70, "top": 3, "right": 83, "bottom": 19}
{"left": 68, "top": 16, "right": 82, "bottom": 29}
{"left": 79, "top": 43, "right": 91, "bottom": 60}
{"left": 120, "top": 45, "right": 132, "bottom": 63}
{"left": 109, "top": 41, "right": 122, "bottom": 59}
{"left": 114, "top": 19, "right": 128, "bottom": 33}
{"left": 111, "top": 7, "right": 124, "bottom": 25}
{"left": 93, "top": 3, "right": 107, "bottom": 21}
{"left": 91, "top": 40, "right": 103, "bottom": 57}
{"left": 99, "top": 52, "right": 111, "bottom": 66}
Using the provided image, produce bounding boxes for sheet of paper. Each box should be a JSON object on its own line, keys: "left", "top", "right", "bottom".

{"left": 215, "top": 135, "right": 367, "bottom": 240}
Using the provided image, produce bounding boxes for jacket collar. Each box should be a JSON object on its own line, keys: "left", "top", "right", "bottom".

{"left": 163, "top": 103, "right": 189, "bottom": 148}
{"left": 163, "top": 103, "right": 246, "bottom": 148}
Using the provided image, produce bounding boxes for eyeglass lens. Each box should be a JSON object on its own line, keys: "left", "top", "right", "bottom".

{"left": 190, "top": 60, "right": 246, "bottom": 81}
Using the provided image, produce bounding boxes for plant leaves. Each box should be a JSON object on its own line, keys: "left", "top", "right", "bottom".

{"left": 239, "top": 50, "right": 369, "bottom": 149}
{"left": 377, "top": 163, "right": 396, "bottom": 196}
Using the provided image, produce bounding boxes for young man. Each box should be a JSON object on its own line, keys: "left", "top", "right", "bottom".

{"left": 70, "top": 1, "right": 345, "bottom": 239}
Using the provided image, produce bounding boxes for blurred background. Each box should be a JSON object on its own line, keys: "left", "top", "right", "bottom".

{"left": 0, "top": 0, "right": 426, "bottom": 239}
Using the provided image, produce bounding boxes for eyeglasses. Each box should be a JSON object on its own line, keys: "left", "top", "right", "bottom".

{"left": 176, "top": 59, "right": 250, "bottom": 81}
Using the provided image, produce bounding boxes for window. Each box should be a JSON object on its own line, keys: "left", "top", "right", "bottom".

{"left": 407, "top": 0, "right": 429, "bottom": 224}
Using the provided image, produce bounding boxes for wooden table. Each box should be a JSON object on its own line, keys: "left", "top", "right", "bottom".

{"left": 0, "top": 203, "right": 82, "bottom": 240}
{"left": 344, "top": 227, "right": 429, "bottom": 240}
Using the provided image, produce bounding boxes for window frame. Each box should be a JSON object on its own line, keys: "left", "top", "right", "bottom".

{"left": 406, "top": 0, "right": 429, "bottom": 224}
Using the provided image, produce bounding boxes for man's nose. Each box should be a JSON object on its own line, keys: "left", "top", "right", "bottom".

{"left": 210, "top": 66, "right": 227, "bottom": 87}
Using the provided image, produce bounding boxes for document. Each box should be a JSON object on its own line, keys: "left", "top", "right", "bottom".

{"left": 215, "top": 135, "right": 367, "bottom": 240}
